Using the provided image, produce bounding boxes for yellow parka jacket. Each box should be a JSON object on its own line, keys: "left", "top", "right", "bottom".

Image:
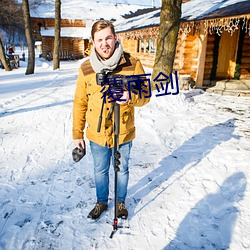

{"left": 72, "top": 52, "right": 150, "bottom": 148}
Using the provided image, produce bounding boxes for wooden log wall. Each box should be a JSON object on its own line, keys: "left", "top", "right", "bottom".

{"left": 121, "top": 38, "right": 156, "bottom": 68}
{"left": 173, "top": 35, "right": 185, "bottom": 73}
{"left": 121, "top": 39, "right": 137, "bottom": 54}
{"left": 41, "top": 37, "right": 53, "bottom": 58}
{"left": 41, "top": 37, "right": 87, "bottom": 58}
{"left": 32, "top": 18, "right": 86, "bottom": 29}
{"left": 120, "top": 32, "right": 199, "bottom": 81}
{"left": 72, "top": 38, "right": 88, "bottom": 56}
{"left": 176, "top": 34, "right": 199, "bottom": 80}
{"left": 61, "top": 38, "right": 74, "bottom": 52}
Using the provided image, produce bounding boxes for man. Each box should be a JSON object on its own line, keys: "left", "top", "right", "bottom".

{"left": 72, "top": 20, "right": 150, "bottom": 220}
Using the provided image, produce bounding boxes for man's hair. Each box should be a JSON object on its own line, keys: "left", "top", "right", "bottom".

{"left": 91, "top": 20, "right": 116, "bottom": 40}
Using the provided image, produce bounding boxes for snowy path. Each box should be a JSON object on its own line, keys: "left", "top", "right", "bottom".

{"left": 0, "top": 59, "right": 250, "bottom": 249}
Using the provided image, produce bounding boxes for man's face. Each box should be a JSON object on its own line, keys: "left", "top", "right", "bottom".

{"left": 93, "top": 27, "right": 117, "bottom": 60}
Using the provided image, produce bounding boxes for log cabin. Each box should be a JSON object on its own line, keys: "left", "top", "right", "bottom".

{"left": 31, "top": 18, "right": 92, "bottom": 60}
{"left": 115, "top": 0, "right": 250, "bottom": 92}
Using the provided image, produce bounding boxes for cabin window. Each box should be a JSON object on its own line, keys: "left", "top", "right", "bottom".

{"left": 137, "top": 38, "right": 156, "bottom": 54}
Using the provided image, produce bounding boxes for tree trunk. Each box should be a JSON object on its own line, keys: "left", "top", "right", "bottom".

{"left": 0, "top": 37, "right": 11, "bottom": 71}
{"left": 53, "top": 0, "right": 61, "bottom": 70}
{"left": 152, "top": 0, "right": 182, "bottom": 83}
{"left": 22, "top": 0, "right": 35, "bottom": 75}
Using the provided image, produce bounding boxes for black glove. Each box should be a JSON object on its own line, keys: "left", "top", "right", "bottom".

{"left": 72, "top": 146, "right": 86, "bottom": 162}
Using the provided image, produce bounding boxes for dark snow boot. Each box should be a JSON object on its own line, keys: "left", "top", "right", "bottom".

{"left": 117, "top": 202, "right": 128, "bottom": 219}
{"left": 87, "top": 202, "right": 108, "bottom": 220}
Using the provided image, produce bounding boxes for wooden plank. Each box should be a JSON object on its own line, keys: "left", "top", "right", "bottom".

{"left": 241, "top": 58, "right": 250, "bottom": 64}
{"left": 196, "top": 33, "right": 207, "bottom": 87}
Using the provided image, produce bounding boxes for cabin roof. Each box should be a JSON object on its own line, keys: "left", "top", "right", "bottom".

{"left": 115, "top": 0, "right": 250, "bottom": 33}
{"left": 182, "top": 0, "right": 250, "bottom": 21}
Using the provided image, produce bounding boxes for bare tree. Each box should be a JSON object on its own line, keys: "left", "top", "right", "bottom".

{"left": 29, "top": 0, "right": 47, "bottom": 8}
{"left": 0, "top": 0, "right": 24, "bottom": 36}
{"left": 152, "top": 0, "right": 182, "bottom": 82}
{"left": 22, "top": 0, "right": 35, "bottom": 75}
{"left": 53, "top": 0, "right": 61, "bottom": 70}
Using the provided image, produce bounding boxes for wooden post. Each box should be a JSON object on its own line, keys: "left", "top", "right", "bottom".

{"left": 144, "top": 38, "right": 146, "bottom": 54}
{"left": 195, "top": 33, "right": 207, "bottom": 87}
{"left": 139, "top": 39, "right": 142, "bottom": 53}
{"left": 149, "top": 39, "right": 152, "bottom": 53}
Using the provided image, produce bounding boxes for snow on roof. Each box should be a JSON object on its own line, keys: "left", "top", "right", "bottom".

{"left": 114, "top": 0, "right": 250, "bottom": 33}
{"left": 40, "top": 27, "right": 92, "bottom": 39}
{"left": 114, "top": 8, "right": 160, "bottom": 32}
{"left": 86, "top": 0, "right": 161, "bottom": 7}
{"left": 30, "top": 0, "right": 150, "bottom": 20}
{"left": 182, "top": 0, "right": 250, "bottom": 21}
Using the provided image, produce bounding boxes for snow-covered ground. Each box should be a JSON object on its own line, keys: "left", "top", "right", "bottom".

{"left": 0, "top": 50, "right": 249, "bottom": 250}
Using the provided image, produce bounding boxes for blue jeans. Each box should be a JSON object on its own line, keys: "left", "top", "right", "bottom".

{"left": 90, "top": 141, "right": 132, "bottom": 205}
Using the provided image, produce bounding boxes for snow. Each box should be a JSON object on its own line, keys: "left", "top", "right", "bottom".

{"left": 30, "top": 0, "right": 151, "bottom": 20}
{"left": 182, "top": 0, "right": 249, "bottom": 21}
{"left": 92, "top": 0, "right": 161, "bottom": 7}
{"left": 40, "top": 27, "right": 92, "bottom": 39}
{"left": 0, "top": 49, "right": 250, "bottom": 249}
{"left": 114, "top": 0, "right": 249, "bottom": 32}
{"left": 115, "top": 9, "right": 160, "bottom": 33}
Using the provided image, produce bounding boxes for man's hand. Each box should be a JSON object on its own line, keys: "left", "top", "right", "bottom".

{"left": 72, "top": 139, "right": 86, "bottom": 162}
{"left": 116, "top": 91, "right": 129, "bottom": 105}
{"left": 74, "top": 139, "right": 85, "bottom": 149}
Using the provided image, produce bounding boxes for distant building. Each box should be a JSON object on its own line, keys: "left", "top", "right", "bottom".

{"left": 31, "top": 18, "right": 92, "bottom": 60}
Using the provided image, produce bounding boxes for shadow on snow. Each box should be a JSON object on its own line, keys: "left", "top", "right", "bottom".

{"left": 0, "top": 100, "right": 73, "bottom": 117}
{"left": 164, "top": 172, "right": 247, "bottom": 249}
{"left": 128, "top": 118, "right": 239, "bottom": 213}
{"left": 127, "top": 118, "right": 244, "bottom": 248}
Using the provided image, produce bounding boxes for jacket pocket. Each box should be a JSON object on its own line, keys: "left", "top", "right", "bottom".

{"left": 120, "top": 106, "right": 134, "bottom": 133}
